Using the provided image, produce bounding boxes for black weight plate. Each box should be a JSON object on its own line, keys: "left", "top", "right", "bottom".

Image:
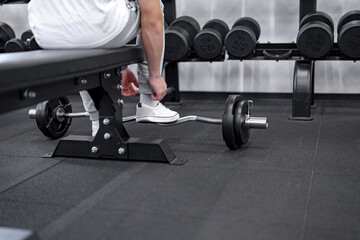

{"left": 203, "top": 19, "right": 230, "bottom": 39}
{"left": 4, "top": 38, "right": 27, "bottom": 52}
{"left": 0, "top": 22, "right": 15, "bottom": 46}
{"left": 170, "top": 16, "right": 200, "bottom": 44}
{"left": 165, "top": 26, "right": 191, "bottom": 61}
{"left": 36, "top": 97, "right": 72, "bottom": 139}
{"left": 225, "top": 26, "right": 257, "bottom": 58}
{"left": 194, "top": 29, "right": 223, "bottom": 60}
{"left": 338, "top": 20, "right": 360, "bottom": 59}
{"left": 21, "top": 29, "right": 33, "bottom": 42}
{"left": 234, "top": 100, "right": 250, "bottom": 145}
{"left": 222, "top": 95, "right": 244, "bottom": 150}
{"left": 337, "top": 10, "right": 360, "bottom": 33}
{"left": 297, "top": 22, "right": 334, "bottom": 59}
{"left": 300, "top": 11, "right": 334, "bottom": 32}
{"left": 233, "top": 17, "right": 261, "bottom": 40}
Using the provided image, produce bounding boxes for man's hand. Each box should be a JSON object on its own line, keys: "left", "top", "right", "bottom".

{"left": 149, "top": 76, "right": 167, "bottom": 101}
{"left": 121, "top": 68, "right": 139, "bottom": 97}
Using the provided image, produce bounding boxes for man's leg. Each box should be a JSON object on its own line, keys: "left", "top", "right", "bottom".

{"left": 80, "top": 0, "right": 142, "bottom": 136}
{"left": 136, "top": 34, "right": 164, "bottom": 107}
{"left": 82, "top": 0, "right": 177, "bottom": 135}
{"left": 79, "top": 91, "right": 99, "bottom": 137}
{"left": 135, "top": 0, "right": 179, "bottom": 123}
{"left": 137, "top": 0, "right": 164, "bottom": 106}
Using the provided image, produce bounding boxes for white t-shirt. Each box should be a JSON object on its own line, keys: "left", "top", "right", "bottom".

{"left": 28, "top": 0, "right": 130, "bottom": 49}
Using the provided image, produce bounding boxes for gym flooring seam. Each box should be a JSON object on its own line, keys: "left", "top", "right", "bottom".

{"left": 300, "top": 102, "right": 324, "bottom": 240}
{"left": 0, "top": 160, "right": 65, "bottom": 195}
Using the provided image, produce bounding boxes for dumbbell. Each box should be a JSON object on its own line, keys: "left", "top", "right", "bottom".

{"left": 193, "top": 19, "right": 229, "bottom": 60}
{"left": 0, "top": 22, "right": 15, "bottom": 52}
{"left": 29, "top": 95, "right": 268, "bottom": 150}
{"left": 297, "top": 11, "right": 334, "bottom": 59}
{"left": 225, "top": 17, "right": 261, "bottom": 58}
{"left": 337, "top": 10, "right": 360, "bottom": 59}
{"left": 164, "top": 16, "right": 200, "bottom": 62}
{"left": 5, "top": 30, "right": 41, "bottom": 53}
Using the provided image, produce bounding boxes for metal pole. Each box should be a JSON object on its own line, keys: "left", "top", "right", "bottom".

{"left": 163, "top": 0, "right": 181, "bottom": 103}
{"left": 299, "top": 0, "right": 317, "bottom": 22}
{"left": 290, "top": 0, "right": 316, "bottom": 120}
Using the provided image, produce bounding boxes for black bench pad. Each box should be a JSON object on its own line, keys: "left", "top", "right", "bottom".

{"left": 0, "top": 46, "right": 144, "bottom": 94}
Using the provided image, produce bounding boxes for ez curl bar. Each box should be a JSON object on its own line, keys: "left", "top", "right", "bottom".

{"left": 28, "top": 95, "right": 268, "bottom": 150}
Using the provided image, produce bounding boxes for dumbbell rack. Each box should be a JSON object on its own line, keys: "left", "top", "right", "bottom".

{"left": 164, "top": 0, "right": 358, "bottom": 120}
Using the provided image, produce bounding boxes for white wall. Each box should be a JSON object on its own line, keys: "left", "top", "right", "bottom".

{"left": 0, "top": 5, "right": 29, "bottom": 37}
{"left": 1, "top": 1, "right": 360, "bottom": 93}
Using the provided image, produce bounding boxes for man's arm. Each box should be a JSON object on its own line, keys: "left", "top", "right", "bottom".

{"left": 137, "top": 0, "right": 167, "bottom": 100}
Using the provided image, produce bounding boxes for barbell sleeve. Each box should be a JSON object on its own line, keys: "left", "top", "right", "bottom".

{"left": 244, "top": 116, "right": 269, "bottom": 129}
{"left": 29, "top": 109, "right": 90, "bottom": 119}
{"left": 28, "top": 109, "right": 36, "bottom": 119}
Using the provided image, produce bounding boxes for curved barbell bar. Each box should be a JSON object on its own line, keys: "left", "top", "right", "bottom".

{"left": 29, "top": 110, "right": 268, "bottom": 130}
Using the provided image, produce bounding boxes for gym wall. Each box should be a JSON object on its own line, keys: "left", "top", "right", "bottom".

{"left": 1, "top": 0, "right": 359, "bottom": 94}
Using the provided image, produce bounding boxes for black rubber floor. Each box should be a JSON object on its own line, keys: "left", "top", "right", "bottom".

{"left": 0, "top": 95, "right": 359, "bottom": 240}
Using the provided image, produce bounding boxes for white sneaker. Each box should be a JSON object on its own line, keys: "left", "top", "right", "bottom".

{"left": 136, "top": 102, "right": 180, "bottom": 123}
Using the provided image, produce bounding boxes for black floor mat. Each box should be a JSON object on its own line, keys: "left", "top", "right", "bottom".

{"left": 0, "top": 96, "right": 359, "bottom": 240}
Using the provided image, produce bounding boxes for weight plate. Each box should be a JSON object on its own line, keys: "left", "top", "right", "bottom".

{"left": 234, "top": 100, "right": 250, "bottom": 145}
{"left": 222, "top": 95, "right": 244, "bottom": 150}
{"left": 203, "top": 19, "right": 230, "bottom": 40}
{"left": 36, "top": 97, "right": 72, "bottom": 139}
{"left": 297, "top": 22, "right": 334, "bottom": 59}
{"left": 337, "top": 10, "right": 360, "bottom": 33}
{"left": 194, "top": 29, "right": 224, "bottom": 60}
{"left": 233, "top": 17, "right": 261, "bottom": 40}
{"left": 225, "top": 26, "right": 257, "bottom": 58}
{"left": 300, "top": 11, "right": 334, "bottom": 33}
{"left": 165, "top": 26, "right": 191, "bottom": 61}
{"left": 338, "top": 20, "right": 360, "bottom": 59}
{"left": 170, "top": 16, "right": 200, "bottom": 45}
{"left": 4, "top": 38, "right": 27, "bottom": 52}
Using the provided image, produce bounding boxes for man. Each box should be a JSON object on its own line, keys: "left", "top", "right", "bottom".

{"left": 28, "top": 0, "right": 179, "bottom": 136}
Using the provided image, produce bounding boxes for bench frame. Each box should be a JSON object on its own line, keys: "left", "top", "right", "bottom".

{"left": 47, "top": 68, "right": 185, "bottom": 165}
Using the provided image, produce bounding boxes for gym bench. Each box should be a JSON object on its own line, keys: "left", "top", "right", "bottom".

{"left": 0, "top": 46, "right": 184, "bottom": 165}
